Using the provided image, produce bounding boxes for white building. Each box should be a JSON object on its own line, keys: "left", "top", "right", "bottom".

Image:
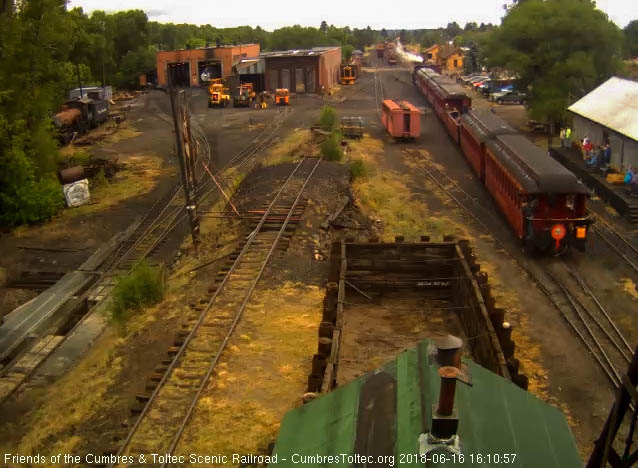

{"left": 568, "top": 77, "right": 638, "bottom": 171}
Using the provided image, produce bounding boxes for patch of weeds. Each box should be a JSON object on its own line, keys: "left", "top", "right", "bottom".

{"left": 319, "top": 105, "right": 337, "bottom": 131}
{"left": 111, "top": 261, "right": 165, "bottom": 320}
{"left": 321, "top": 132, "right": 343, "bottom": 161}
{"left": 349, "top": 159, "right": 368, "bottom": 180}
{"left": 92, "top": 168, "right": 109, "bottom": 187}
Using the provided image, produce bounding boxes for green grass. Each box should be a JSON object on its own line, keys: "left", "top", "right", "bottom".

{"left": 319, "top": 106, "right": 337, "bottom": 131}
{"left": 321, "top": 133, "right": 343, "bottom": 161}
{"left": 111, "top": 261, "right": 165, "bottom": 320}
{"left": 349, "top": 159, "right": 368, "bottom": 179}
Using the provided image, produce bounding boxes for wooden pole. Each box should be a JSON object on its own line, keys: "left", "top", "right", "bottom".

{"left": 169, "top": 88, "right": 200, "bottom": 250}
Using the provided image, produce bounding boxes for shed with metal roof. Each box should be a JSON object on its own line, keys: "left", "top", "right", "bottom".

{"left": 568, "top": 76, "right": 638, "bottom": 171}
{"left": 271, "top": 339, "right": 581, "bottom": 468}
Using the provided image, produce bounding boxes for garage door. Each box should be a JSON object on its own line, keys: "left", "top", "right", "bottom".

{"left": 281, "top": 69, "right": 290, "bottom": 91}
{"left": 295, "top": 68, "right": 305, "bottom": 93}
{"left": 269, "top": 69, "right": 278, "bottom": 93}
{"left": 306, "top": 67, "right": 316, "bottom": 93}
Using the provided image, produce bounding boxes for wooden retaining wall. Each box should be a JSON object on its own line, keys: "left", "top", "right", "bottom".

{"left": 307, "top": 237, "right": 528, "bottom": 396}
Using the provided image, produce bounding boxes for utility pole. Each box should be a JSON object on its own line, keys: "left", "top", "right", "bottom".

{"left": 76, "top": 63, "right": 84, "bottom": 98}
{"left": 169, "top": 88, "right": 200, "bottom": 251}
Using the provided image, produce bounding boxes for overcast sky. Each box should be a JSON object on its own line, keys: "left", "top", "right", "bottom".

{"left": 68, "top": 0, "right": 637, "bottom": 30}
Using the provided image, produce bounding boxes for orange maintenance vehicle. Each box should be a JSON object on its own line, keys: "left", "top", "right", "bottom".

{"left": 275, "top": 88, "right": 289, "bottom": 105}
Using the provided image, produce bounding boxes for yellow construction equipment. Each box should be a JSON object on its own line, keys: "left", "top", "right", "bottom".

{"left": 208, "top": 79, "right": 230, "bottom": 108}
{"left": 340, "top": 64, "right": 359, "bottom": 85}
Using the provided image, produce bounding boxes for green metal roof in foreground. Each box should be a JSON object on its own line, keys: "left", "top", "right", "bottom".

{"left": 271, "top": 340, "right": 581, "bottom": 467}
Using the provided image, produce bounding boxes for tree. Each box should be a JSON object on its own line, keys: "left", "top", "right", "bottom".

{"left": 381, "top": 28, "right": 387, "bottom": 38}
{"left": 320, "top": 20, "right": 327, "bottom": 34}
{"left": 400, "top": 29, "right": 407, "bottom": 43}
{"left": 624, "top": 20, "right": 638, "bottom": 58}
{"left": 484, "top": 0, "right": 622, "bottom": 124}
{"left": 0, "top": 0, "right": 69, "bottom": 225}
{"left": 342, "top": 44, "right": 354, "bottom": 61}
{"left": 446, "top": 22, "right": 462, "bottom": 40}
{"left": 464, "top": 22, "right": 478, "bottom": 32}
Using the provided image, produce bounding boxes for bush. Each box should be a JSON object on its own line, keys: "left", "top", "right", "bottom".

{"left": 321, "top": 133, "right": 343, "bottom": 161}
{"left": 319, "top": 106, "right": 337, "bottom": 131}
{"left": 111, "top": 261, "right": 165, "bottom": 320}
{"left": 92, "top": 168, "right": 109, "bottom": 187}
{"left": 68, "top": 150, "right": 91, "bottom": 167}
{"left": 350, "top": 159, "right": 368, "bottom": 180}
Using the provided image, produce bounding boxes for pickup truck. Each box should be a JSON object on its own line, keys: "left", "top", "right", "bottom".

{"left": 493, "top": 90, "right": 527, "bottom": 105}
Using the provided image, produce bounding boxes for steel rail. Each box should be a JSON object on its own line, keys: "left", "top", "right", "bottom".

{"left": 546, "top": 269, "right": 621, "bottom": 387}
{"left": 110, "top": 156, "right": 318, "bottom": 467}
{"left": 592, "top": 223, "right": 638, "bottom": 275}
{"left": 162, "top": 156, "right": 322, "bottom": 465}
{"left": 570, "top": 269, "right": 634, "bottom": 359}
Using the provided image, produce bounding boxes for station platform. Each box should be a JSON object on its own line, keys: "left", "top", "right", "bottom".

{"left": 550, "top": 146, "right": 638, "bottom": 223}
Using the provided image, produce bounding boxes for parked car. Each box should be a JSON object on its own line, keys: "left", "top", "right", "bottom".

{"left": 467, "top": 75, "right": 490, "bottom": 85}
{"left": 480, "top": 80, "right": 515, "bottom": 97}
{"left": 489, "top": 86, "right": 515, "bottom": 101}
{"left": 457, "top": 73, "right": 482, "bottom": 83}
{"left": 494, "top": 90, "right": 527, "bottom": 105}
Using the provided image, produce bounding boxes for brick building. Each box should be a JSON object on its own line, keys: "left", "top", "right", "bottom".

{"left": 156, "top": 44, "right": 260, "bottom": 88}
{"left": 262, "top": 47, "right": 341, "bottom": 94}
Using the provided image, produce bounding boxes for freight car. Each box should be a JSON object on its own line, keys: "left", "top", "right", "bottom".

{"left": 412, "top": 65, "right": 591, "bottom": 254}
{"left": 381, "top": 100, "right": 420, "bottom": 140}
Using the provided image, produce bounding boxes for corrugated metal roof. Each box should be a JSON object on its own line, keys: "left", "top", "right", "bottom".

{"left": 568, "top": 77, "right": 638, "bottom": 142}
{"left": 260, "top": 47, "right": 340, "bottom": 58}
{"left": 271, "top": 340, "right": 581, "bottom": 467}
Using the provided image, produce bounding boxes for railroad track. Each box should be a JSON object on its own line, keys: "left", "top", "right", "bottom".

{"left": 539, "top": 259, "right": 632, "bottom": 389}
{"left": 373, "top": 59, "right": 385, "bottom": 119}
{"left": 408, "top": 150, "right": 633, "bottom": 390}
{"left": 590, "top": 210, "right": 638, "bottom": 276}
{"left": 110, "top": 156, "right": 322, "bottom": 468}
{"left": 90, "top": 107, "right": 291, "bottom": 302}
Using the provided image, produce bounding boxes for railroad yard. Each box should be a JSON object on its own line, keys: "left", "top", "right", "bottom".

{"left": 2, "top": 10, "right": 638, "bottom": 467}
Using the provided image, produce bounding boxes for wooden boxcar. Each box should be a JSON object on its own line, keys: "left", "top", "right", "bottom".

{"left": 381, "top": 100, "right": 420, "bottom": 140}
{"left": 461, "top": 111, "right": 591, "bottom": 254}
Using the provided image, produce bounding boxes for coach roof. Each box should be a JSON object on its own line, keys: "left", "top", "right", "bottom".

{"left": 487, "top": 133, "right": 590, "bottom": 194}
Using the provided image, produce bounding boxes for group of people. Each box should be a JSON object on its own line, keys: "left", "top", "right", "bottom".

{"left": 559, "top": 127, "right": 572, "bottom": 147}
{"left": 581, "top": 136, "right": 612, "bottom": 169}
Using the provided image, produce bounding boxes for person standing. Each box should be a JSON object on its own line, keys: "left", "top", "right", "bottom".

{"left": 603, "top": 143, "right": 611, "bottom": 166}
{"left": 560, "top": 128, "right": 566, "bottom": 147}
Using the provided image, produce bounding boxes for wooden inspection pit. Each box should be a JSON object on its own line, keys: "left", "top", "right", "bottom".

{"left": 309, "top": 238, "right": 528, "bottom": 395}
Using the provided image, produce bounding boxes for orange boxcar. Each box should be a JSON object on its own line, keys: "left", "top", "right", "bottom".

{"left": 381, "top": 100, "right": 420, "bottom": 140}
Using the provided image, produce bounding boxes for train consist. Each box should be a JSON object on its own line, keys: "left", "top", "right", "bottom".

{"left": 412, "top": 65, "right": 591, "bottom": 254}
